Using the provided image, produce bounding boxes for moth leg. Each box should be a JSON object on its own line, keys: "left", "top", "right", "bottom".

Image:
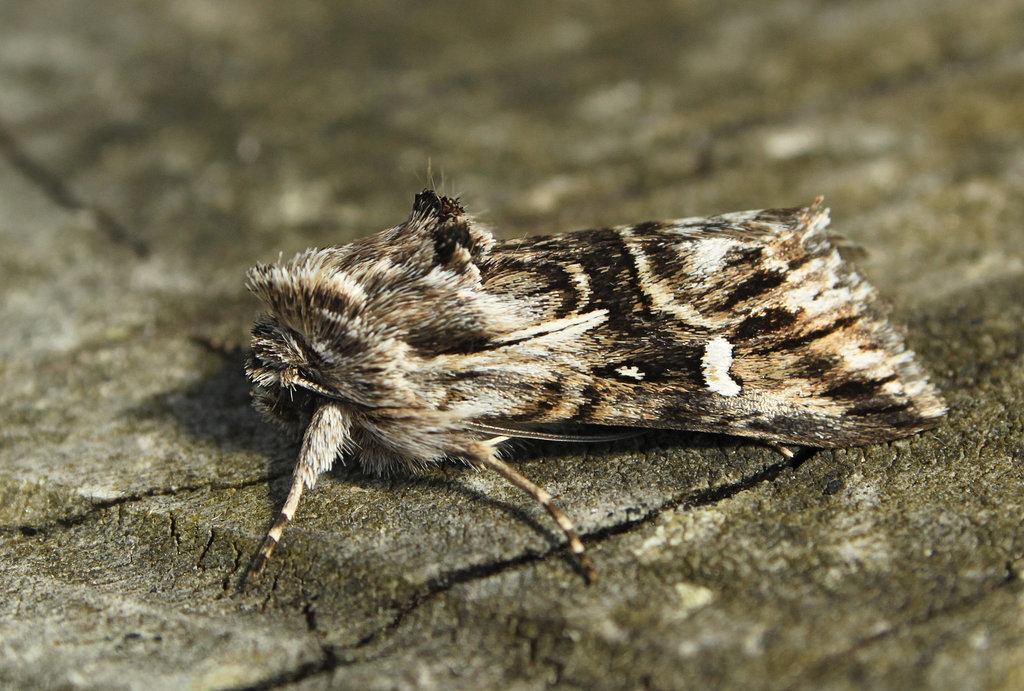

{"left": 248, "top": 403, "right": 350, "bottom": 583}
{"left": 249, "top": 474, "right": 304, "bottom": 580}
{"left": 469, "top": 440, "right": 597, "bottom": 583}
{"left": 767, "top": 442, "right": 798, "bottom": 459}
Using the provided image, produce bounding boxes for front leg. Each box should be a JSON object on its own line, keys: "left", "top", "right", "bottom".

{"left": 248, "top": 403, "right": 351, "bottom": 582}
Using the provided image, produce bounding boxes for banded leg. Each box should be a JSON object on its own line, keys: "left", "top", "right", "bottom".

{"left": 249, "top": 475, "right": 304, "bottom": 580}
{"left": 247, "top": 403, "right": 350, "bottom": 583}
{"left": 471, "top": 441, "right": 597, "bottom": 583}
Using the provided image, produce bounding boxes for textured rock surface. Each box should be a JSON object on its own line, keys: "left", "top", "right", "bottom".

{"left": 2, "top": 1, "right": 1023, "bottom": 689}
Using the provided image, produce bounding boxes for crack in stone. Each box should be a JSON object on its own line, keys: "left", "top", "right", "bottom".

{"left": 0, "top": 119, "right": 148, "bottom": 257}
{"left": 7, "top": 441, "right": 816, "bottom": 691}
{"left": 4, "top": 441, "right": 816, "bottom": 691}
{"left": 586, "top": 446, "right": 818, "bottom": 545}
{"left": 169, "top": 514, "right": 182, "bottom": 552}
{"left": 224, "top": 541, "right": 245, "bottom": 593}
{"left": 230, "top": 447, "right": 818, "bottom": 689}
{"left": 197, "top": 529, "right": 217, "bottom": 570}
{"left": 1, "top": 474, "right": 286, "bottom": 537}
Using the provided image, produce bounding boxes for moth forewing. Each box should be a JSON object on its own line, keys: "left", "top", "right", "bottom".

{"left": 477, "top": 200, "right": 945, "bottom": 447}
{"left": 244, "top": 190, "right": 945, "bottom": 581}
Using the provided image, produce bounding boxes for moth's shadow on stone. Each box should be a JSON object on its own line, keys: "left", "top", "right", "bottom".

{"left": 397, "top": 472, "right": 566, "bottom": 553}
{"left": 504, "top": 428, "right": 725, "bottom": 463}
{"left": 132, "top": 349, "right": 297, "bottom": 474}
{"left": 313, "top": 430, "right": 720, "bottom": 580}
{"left": 392, "top": 430, "right": 741, "bottom": 578}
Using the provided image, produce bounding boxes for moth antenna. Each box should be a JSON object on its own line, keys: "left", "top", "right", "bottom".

{"left": 247, "top": 403, "right": 350, "bottom": 584}
{"left": 470, "top": 439, "right": 597, "bottom": 583}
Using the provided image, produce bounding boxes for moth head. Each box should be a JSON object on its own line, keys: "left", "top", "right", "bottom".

{"left": 243, "top": 190, "right": 509, "bottom": 427}
{"left": 244, "top": 311, "right": 333, "bottom": 429}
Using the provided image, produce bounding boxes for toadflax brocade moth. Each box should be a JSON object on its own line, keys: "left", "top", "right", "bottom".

{"left": 244, "top": 190, "right": 946, "bottom": 581}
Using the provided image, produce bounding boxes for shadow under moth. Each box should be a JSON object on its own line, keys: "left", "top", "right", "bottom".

{"left": 245, "top": 190, "right": 946, "bottom": 581}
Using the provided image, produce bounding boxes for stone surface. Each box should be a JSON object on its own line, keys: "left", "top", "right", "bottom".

{"left": 1, "top": 1, "right": 1023, "bottom": 689}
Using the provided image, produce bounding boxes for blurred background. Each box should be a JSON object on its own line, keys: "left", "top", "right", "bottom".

{"left": 1, "top": 1, "right": 1023, "bottom": 689}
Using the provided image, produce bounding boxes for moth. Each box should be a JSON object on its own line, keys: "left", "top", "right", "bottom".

{"left": 245, "top": 190, "right": 946, "bottom": 581}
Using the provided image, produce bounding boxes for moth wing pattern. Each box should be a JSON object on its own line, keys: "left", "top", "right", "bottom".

{"left": 468, "top": 200, "right": 947, "bottom": 447}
